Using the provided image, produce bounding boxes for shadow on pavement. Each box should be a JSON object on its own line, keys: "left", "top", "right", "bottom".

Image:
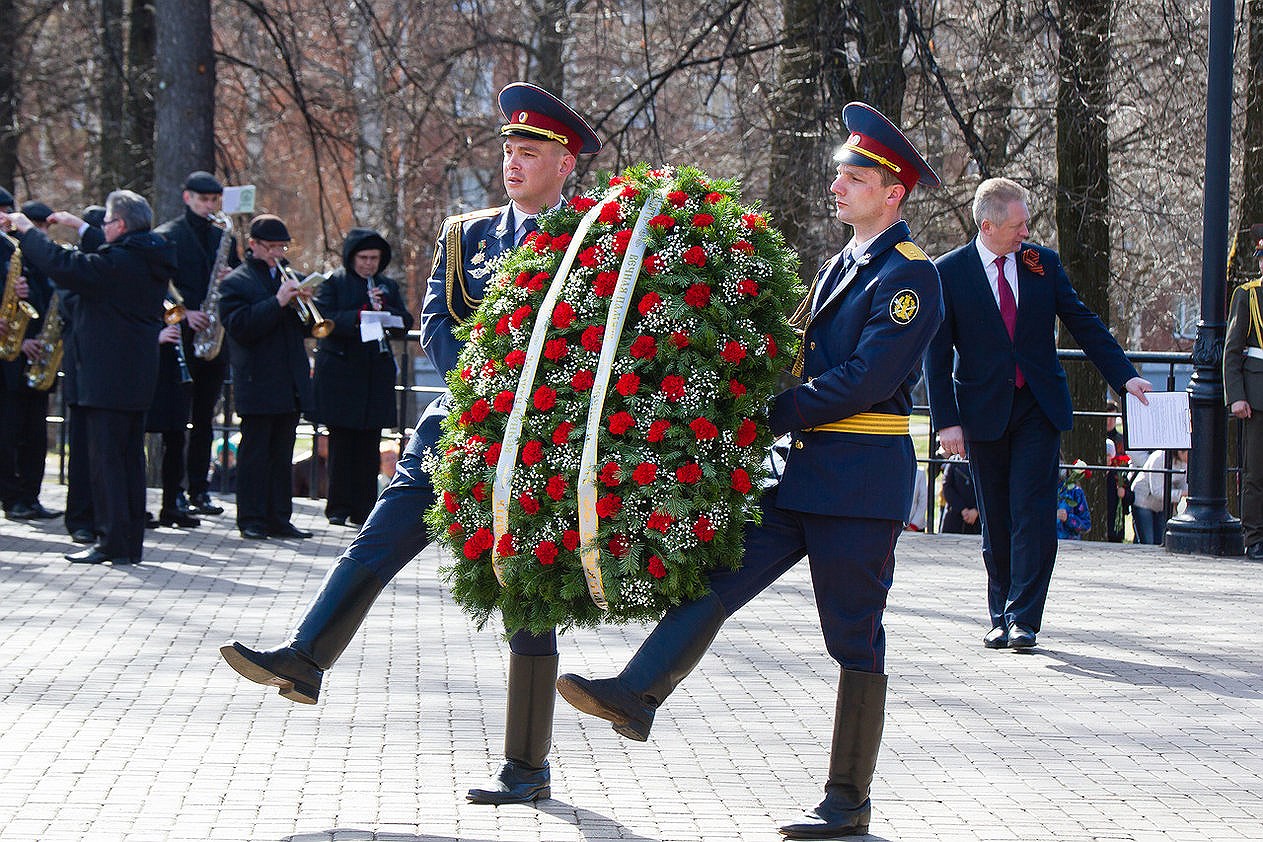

{"left": 283, "top": 832, "right": 495, "bottom": 842}
{"left": 536, "top": 799, "right": 660, "bottom": 841}
{"left": 1037, "top": 648, "right": 1263, "bottom": 698}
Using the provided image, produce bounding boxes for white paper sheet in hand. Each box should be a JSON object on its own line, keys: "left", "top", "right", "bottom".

{"left": 1125, "top": 391, "right": 1191, "bottom": 450}
{"left": 360, "top": 310, "right": 404, "bottom": 343}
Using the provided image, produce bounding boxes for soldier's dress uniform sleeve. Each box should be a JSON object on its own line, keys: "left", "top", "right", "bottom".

{"left": 1225, "top": 284, "right": 1251, "bottom": 406}
{"left": 420, "top": 218, "right": 463, "bottom": 379}
{"left": 769, "top": 259, "right": 943, "bottom": 436}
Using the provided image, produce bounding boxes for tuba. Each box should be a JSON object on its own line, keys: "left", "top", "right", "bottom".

{"left": 0, "top": 231, "right": 40, "bottom": 361}
{"left": 192, "top": 211, "right": 233, "bottom": 360}
{"left": 278, "top": 261, "right": 334, "bottom": 338}
{"left": 24, "top": 293, "right": 63, "bottom": 391}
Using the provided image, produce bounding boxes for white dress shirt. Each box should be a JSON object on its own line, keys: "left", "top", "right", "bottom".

{"left": 975, "top": 239, "right": 1020, "bottom": 309}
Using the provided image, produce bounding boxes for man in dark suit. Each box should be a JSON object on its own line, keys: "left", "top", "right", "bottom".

{"left": 2, "top": 191, "right": 173, "bottom": 564}
{"left": 557, "top": 103, "right": 944, "bottom": 840}
{"left": 219, "top": 214, "right": 315, "bottom": 540}
{"left": 310, "top": 227, "right": 413, "bottom": 526}
{"left": 924, "top": 177, "right": 1151, "bottom": 650}
{"left": 154, "top": 171, "right": 240, "bottom": 517}
{"left": 221, "top": 82, "right": 601, "bottom": 807}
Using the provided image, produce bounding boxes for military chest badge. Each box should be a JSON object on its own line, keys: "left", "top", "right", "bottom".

{"left": 890, "top": 289, "right": 919, "bottom": 325}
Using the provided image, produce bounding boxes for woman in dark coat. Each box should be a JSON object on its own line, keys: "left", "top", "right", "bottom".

{"left": 311, "top": 228, "right": 413, "bottom": 525}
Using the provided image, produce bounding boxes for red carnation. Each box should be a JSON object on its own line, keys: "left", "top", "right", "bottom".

{"left": 533, "top": 385, "right": 556, "bottom": 412}
{"left": 608, "top": 534, "right": 629, "bottom": 557}
{"left": 741, "top": 212, "right": 767, "bottom": 230}
{"left": 594, "top": 271, "right": 619, "bottom": 296}
{"left": 620, "top": 185, "right": 640, "bottom": 200}
{"left": 529, "top": 272, "right": 549, "bottom": 291}
{"left": 510, "top": 305, "right": 533, "bottom": 329}
{"left": 643, "top": 254, "right": 665, "bottom": 275}
{"left": 448, "top": 522, "right": 463, "bottom": 537}
{"left": 661, "top": 375, "right": 686, "bottom": 401}
{"left": 647, "top": 555, "right": 668, "bottom": 578}
{"left": 616, "top": 372, "right": 641, "bottom": 396}
{"left": 729, "top": 379, "right": 747, "bottom": 397}
{"left": 479, "top": 360, "right": 497, "bottom": 379}
{"left": 612, "top": 229, "right": 633, "bottom": 255}
{"left": 684, "top": 283, "right": 711, "bottom": 308}
{"left": 536, "top": 541, "right": 559, "bottom": 565}
{"left": 731, "top": 239, "right": 755, "bottom": 254}
{"left": 497, "top": 533, "right": 516, "bottom": 556}
{"left": 552, "top": 422, "right": 573, "bottom": 445}
{"left": 493, "top": 390, "right": 516, "bottom": 413}
{"left": 544, "top": 338, "right": 568, "bottom": 361}
{"left": 608, "top": 412, "right": 636, "bottom": 435}
{"left": 671, "top": 331, "right": 690, "bottom": 349}
{"left": 598, "top": 201, "right": 623, "bottom": 225}
{"left": 519, "top": 493, "right": 540, "bottom": 515}
{"left": 581, "top": 325, "right": 604, "bottom": 352}
{"left": 552, "top": 301, "right": 575, "bottom": 329}
{"left": 633, "top": 462, "right": 658, "bottom": 485}
{"left": 649, "top": 214, "right": 676, "bottom": 230}
{"left": 469, "top": 322, "right": 485, "bottom": 341}
{"left": 738, "top": 278, "right": 759, "bottom": 296}
{"left": 459, "top": 367, "right": 471, "bottom": 381}
{"left": 736, "top": 418, "right": 758, "bottom": 447}
{"left": 470, "top": 399, "right": 490, "bottom": 422}
{"left": 550, "top": 232, "right": 573, "bottom": 251}
{"left": 521, "top": 440, "right": 544, "bottom": 465}
{"left": 721, "top": 341, "right": 747, "bottom": 365}
{"left": 682, "top": 245, "right": 707, "bottom": 267}
{"left": 531, "top": 232, "right": 552, "bottom": 253}
{"left": 692, "top": 212, "right": 715, "bottom": 228}
{"left": 765, "top": 334, "right": 778, "bottom": 358}
{"left": 646, "top": 419, "right": 671, "bottom": 442}
{"left": 579, "top": 245, "right": 604, "bottom": 268}
{"left": 629, "top": 335, "right": 658, "bottom": 360}
{"left": 563, "top": 529, "right": 580, "bottom": 551}
{"left": 609, "top": 175, "right": 624, "bottom": 186}
{"left": 464, "top": 528, "right": 494, "bottom": 559}
{"left": 443, "top": 490, "right": 458, "bottom": 514}
{"left": 472, "top": 481, "right": 487, "bottom": 502}
{"left": 676, "top": 462, "right": 703, "bottom": 484}
{"left": 495, "top": 314, "right": 510, "bottom": 334}
{"left": 546, "top": 474, "right": 567, "bottom": 500}
{"left": 690, "top": 417, "right": 719, "bottom": 440}
{"left": 731, "top": 468, "right": 752, "bottom": 494}
{"left": 599, "top": 461, "right": 621, "bottom": 487}
{"left": 571, "top": 369, "right": 595, "bottom": 391}
{"left": 693, "top": 516, "right": 716, "bottom": 542}
{"left": 637, "top": 291, "right": 661, "bottom": 314}
{"left": 484, "top": 442, "right": 502, "bottom": 466}
{"left": 458, "top": 411, "right": 471, "bottom": 427}
{"left": 704, "top": 191, "right": 725, "bottom": 204}
{"left": 504, "top": 349, "right": 526, "bottom": 368}
{"left": 646, "top": 511, "right": 673, "bottom": 533}
{"left": 596, "top": 495, "right": 622, "bottom": 518}
{"left": 569, "top": 196, "right": 598, "bottom": 212}
{"left": 667, "top": 191, "right": 689, "bottom": 208}
{"left": 514, "top": 271, "right": 531, "bottom": 288}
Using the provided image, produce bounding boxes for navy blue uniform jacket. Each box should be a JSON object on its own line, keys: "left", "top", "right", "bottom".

{"left": 925, "top": 240, "right": 1138, "bottom": 442}
{"left": 769, "top": 221, "right": 943, "bottom": 522}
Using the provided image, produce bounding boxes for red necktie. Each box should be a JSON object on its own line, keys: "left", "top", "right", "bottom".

{"left": 995, "top": 255, "right": 1025, "bottom": 388}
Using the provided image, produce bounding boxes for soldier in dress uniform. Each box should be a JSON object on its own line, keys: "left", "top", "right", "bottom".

{"left": 221, "top": 82, "right": 601, "bottom": 805}
{"left": 556, "top": 103, "right": 944, "bottom": 839}
{"left": 1225, "top": 223, "right": 1263, "bottom": 560}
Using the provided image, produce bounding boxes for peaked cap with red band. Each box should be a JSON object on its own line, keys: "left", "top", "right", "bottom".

{"left": 499, "top": 82, "right": 602, "bottom": 156}
{"left": 835, "top": 102, "right": 941, "bottom": 192}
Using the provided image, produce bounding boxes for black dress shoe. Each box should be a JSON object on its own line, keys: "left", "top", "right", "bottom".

{"left": 190, "top": 493, "right": 224, "bottom": 516}
{"left": 70, "top": 528, "right": 96, "bottom": 544}
{"left": 268, "top": 524, "right": 313, "bottom": 539}
{"left": 145, "top": 512, "right": 161, "bottom": 529}
{"left": 327, "top": 515, "right": 348, "bottom": 527}
{"left": 25, "top": 502, "right": 63, "bottom": 519}
{"left": 1007, "top": 623, "right": 1037, "bottom": 649}
{"left": 1248, "top": 541, "right": 1263, "bottom": 561}
{"left": 239, "top": 526, "right": 270, "bottom": 540}
{"left": 983, "top": 626, "right": 1009, "bottom": 649}
{"left": 6, "top": 503, "right": 35, "bottom": 521}
{"left": 158, "top": 508, "right": 202, "bottom": 528}
{"left": 66, "top": 547, "right": 111, "bottom": 564}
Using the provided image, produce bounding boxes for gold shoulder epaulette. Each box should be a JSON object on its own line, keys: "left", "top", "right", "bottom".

{"left": 1242, "top": 279, "right": 1262, "bottom": 290}
{"left": 895, "top": 241, "right": 929, "bottom": 261}
{"left": 443, "top": 206, "right": 502, "bottom": 230}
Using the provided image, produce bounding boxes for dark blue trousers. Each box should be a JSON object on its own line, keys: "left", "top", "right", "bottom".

{"left": 706, "top": 490, "right": 901, "bottom": 673}
{"left": 966, "top": 385, "right": 1061, "bottom": 632}
{"left": 338, "top": 403, "right": 555, "bottom": 657}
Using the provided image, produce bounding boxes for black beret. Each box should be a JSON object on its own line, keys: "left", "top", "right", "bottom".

{"left": 184, "top": 170, "right": 224, "bottom": 194}
{"left": 249, "top": 214, "right": 291, "bottom": 242}
{"left": 82, "top": 205, "right": 107, "bottom": 227}
{"left": 0, "top": 187, "right": 13, "bottom": 210}
{"left": 21, "top": 201, "right": 53, "bottom": 222}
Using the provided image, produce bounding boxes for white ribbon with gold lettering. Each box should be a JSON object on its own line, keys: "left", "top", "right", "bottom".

{"left": 576, "top": 189, "right": 666, "bottom": 609}
{"left": 491, "top": 188, "right": 620, "bottom": 586}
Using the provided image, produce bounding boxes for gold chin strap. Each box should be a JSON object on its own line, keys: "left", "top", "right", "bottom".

{"left": 844, "top": 142, "right": 902, "bottom": 174}
{"left": 501, "top": 123, "right": 571, "bottom": 146}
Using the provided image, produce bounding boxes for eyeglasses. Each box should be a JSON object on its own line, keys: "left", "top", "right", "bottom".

{"left": 252, "top": 241, "right": 289, "bottom": 253}
{"left": 101, "top": 217, "right": 120, "bottom": 228}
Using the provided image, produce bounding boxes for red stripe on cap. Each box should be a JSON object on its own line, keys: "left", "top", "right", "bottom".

{"left": 503, "top": 109, "right": 581, "bottom": 155}
{"left": 846, "top": 132, "right": 920, "bottom": 192}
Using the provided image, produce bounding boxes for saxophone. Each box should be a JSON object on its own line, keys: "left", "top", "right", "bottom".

{"left": 1, "top": 231, "right": 40, "bottom": 362}
{"left": 24, "top": 293, "right": 63, "bottom": 391}
{"left": 192, "top": 211, "right": 233, "bottom": 360}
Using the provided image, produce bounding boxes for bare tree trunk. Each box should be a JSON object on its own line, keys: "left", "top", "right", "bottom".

{"left": 127, "top": 0, "right": 156, "bottom": 197}
{"left": 854, "top": 0, "right": 904, "bottom": 119}
{"left": 532, "top": 0, "right": 567, "bottom": 97}
{"left": 351, "top": 9, "right": 393, "bottom": 236}
{"left": 1231, "top": 0, "right": 1263, "bottom": 288}
{"left": 1056, "top": 0, "right": 1113, "bottom": 538}
{"left": 99, "top": 0, "right": 129, "bottom": 196}
{"left": 154, "top": 0, "right": 215, "bottom": 222}
{"left": 0, "top": 0, "right": 17, "bottom": 190}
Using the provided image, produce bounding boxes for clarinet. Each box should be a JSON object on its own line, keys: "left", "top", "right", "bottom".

{"left": 367, "top": 276, "right": 389, "bottom": 354}
{"left": 173, "top": 333, "right": 194, "bottom": 384}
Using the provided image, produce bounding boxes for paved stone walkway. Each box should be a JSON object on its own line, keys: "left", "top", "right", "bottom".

{"left": 0, "top": 485, "right": 1260, "bottom": 841}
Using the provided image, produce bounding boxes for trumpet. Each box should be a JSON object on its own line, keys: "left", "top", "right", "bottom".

{"left": 278, "top": 261, "right": 333, "bottom": 338}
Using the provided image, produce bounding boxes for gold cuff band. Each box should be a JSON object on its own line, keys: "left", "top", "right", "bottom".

{"left": 806, "top": 413, "right": 910, "bottom": 435}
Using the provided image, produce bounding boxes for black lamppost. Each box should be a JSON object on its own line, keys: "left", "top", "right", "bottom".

{"left": 1165, "top": 0, "right": 1244, "bottom": 555}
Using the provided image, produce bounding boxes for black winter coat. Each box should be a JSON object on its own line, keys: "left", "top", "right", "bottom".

{"left": 311, "top": 229, "right": 413, "bottom": 430}
{"left": 219, "top": 255, "right": 314, "bottom": 416}
{"left": 17, "top": 227, "right": 172, "bottom": 412}
{"left": 154, "top": 208, "right": 241, "bottom": 311}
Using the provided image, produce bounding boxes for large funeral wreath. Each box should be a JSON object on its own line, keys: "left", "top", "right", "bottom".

{"left": 427, "top": 164, "right": 802, "bottom": 633}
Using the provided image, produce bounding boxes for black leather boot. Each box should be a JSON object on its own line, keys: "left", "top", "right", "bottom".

{"left": 219, "top": 558, "right": 384, "bottom": 704}
{"left": 467, "top": 652, "right": 558, "bottom": 804}
{"left": 779, "top": 669, "right": 887, "bottom": 839}
{"left": 556, "top": 592, "right": 726, "bottom": 741}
